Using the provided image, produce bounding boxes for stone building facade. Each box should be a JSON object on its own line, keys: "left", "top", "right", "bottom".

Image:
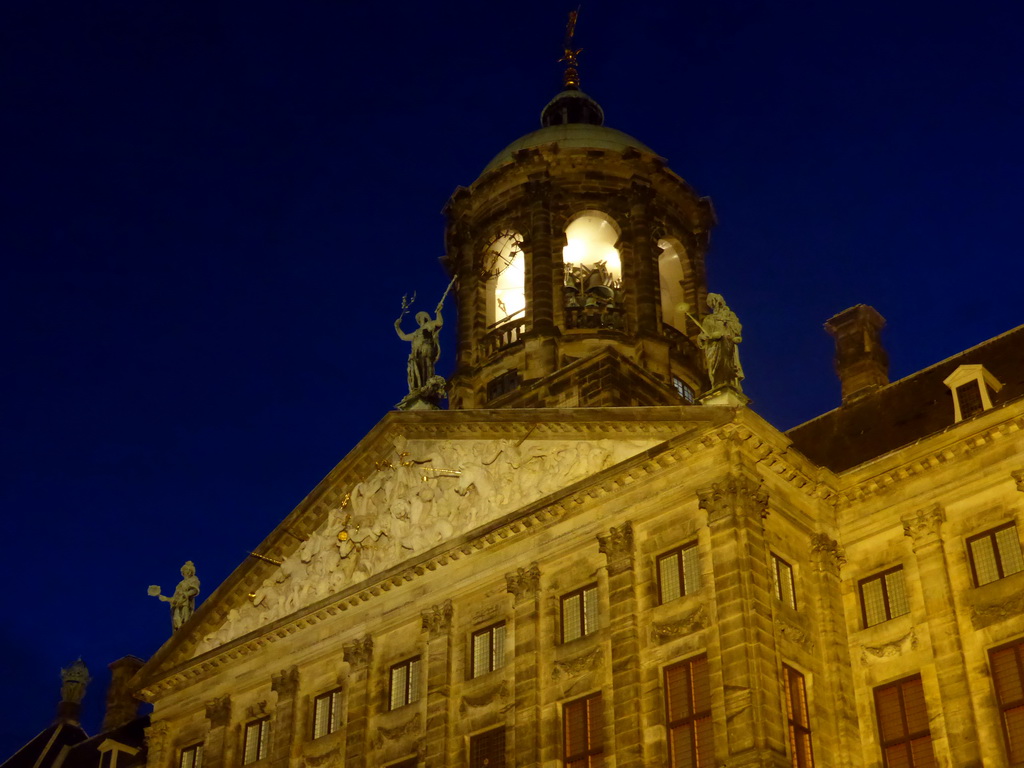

{"left": 129, "top": 80, "right": 1024, "bottom": 768}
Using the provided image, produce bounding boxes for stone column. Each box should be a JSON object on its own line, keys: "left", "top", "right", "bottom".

{"left": 699, "top": 474, "right": 788, "bottom": 768}
{"left": 506, "top": 563, "right": 542, "bottom": 767}
{"left": 343, "top": 635, "right": 374, "bottom": 768}
{"left": 523, "top": 180, "right": 558, "bottom": 382}
{"left": 421, "top": 600, "right": 454, "bottom": 767}
{"left": 597, "top": 523, "right": 644, "bottom": 768}
{"left": 270, "top": 667, "right": 299, "bottom": 768}
{"left": 809, "top": 534, "right": 856, "bottom": 768}
{"left": 144, "top": 721, "right": 171, "bottom": 768}
{"left": 202, "top": 696, "right": 231, "bottom": 768}
{"left": 902, "top": 505, "right": 982, "bottom": 766}
{"left": 628, "top": 181, "right": 658, "bottom": 337}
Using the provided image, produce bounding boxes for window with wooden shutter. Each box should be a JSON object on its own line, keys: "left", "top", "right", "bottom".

{"left": 563, "top": 693, "right": 603, "bottom": 767}
{"left": 783, "top": 665, "right": 813, "bottom": 768}
{"left": 665, "top": 655, "right": 713, "bottom": 767}
{"left": 990, "top": 640, "right": 1024, "bottom": 765}
{"left": 874, "top": 675, "right": 936, "bottom": 767}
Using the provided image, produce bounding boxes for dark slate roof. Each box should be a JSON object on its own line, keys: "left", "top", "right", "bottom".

{"left": 787, "top": 325, "right": 1024, "bottom": 473}
{"left": 1, "top": 723, "right": 88, "bottom": 768}
{"left": 60, "top": 717, "right": 148, "bottom": 768}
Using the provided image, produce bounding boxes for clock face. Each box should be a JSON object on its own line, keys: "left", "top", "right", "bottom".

{"left": 481, "top": 230, "right": 524, "bottom": 279}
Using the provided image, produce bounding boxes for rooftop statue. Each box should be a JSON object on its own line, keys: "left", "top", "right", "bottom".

{"left": 148, "top": 560, "right": 200, "bottom": 631}
{"left": 394, "top": 278, "right": 455, "bottom": 410}
{"left": 695, "top": 293, "right": 745, "bottom": 393}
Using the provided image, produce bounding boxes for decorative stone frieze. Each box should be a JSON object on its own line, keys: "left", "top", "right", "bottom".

{"left": 459, "top": 680, "right": 510, "bottom": 713}
{"left": 775, "top": 618, "right": 813, "bottom": 652}
{"left": 270, "top": 666, "right": 299, "bottom": 697}
{"left": 204, "top": 695, "right": 231, "bottom": 728}
{"left": 810, "top": 533, "right": 846, "bottom": 575}
{"left": 371, "top": 713, "right": 421, "bottom": 750}
{"left": 697, "top": 475, "right": 768, "bottom": 523}
{"left": 552, "top": 648, "right": 602, "bottom": 681}
{"left": 901, "top": 504, "right": 945, "bottom": 547}
{"left": 861, "top": 629, "right": 917, "bottom": 663}
{"left": 420, "top": 599, "right": 453, "bottom": 637}
{"left": 651, "top": 605, "right": 708, "bottom": 642}
{"left": 505, "top": 563, "right": 541, "bottom": 603}
{"left": 597, "top": 522, "right": 634, "bottom": 575}
{"left": 343, "top": 635, "right": 373, "bottom": 669}
{"left": 971, "top": 590, "right": 1024, "bottom": 629}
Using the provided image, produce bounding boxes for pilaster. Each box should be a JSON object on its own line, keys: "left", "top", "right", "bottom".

{"left": 628, "top": 181, "right": 658, "bottom": 337}
{"left": 699, "top": 474, "right": 786, "bottom": 764}
{"left": 596, "top": 522, "right": 644, "bottom": 768}
{"left": 202, "top": 696, "right": 231, "bottom": 768}
{"left": 506, "top": 563, "right": 542, "bottom": 767}
{"left": 269, "top": 667, "right": 299, "bottom": 768}
{"left": 421, "top": 600, "right": 454, "bottom": 767}
{"left": 144, "top": 721, "right": 170, "bottom": 768}
{"left": 808, "top": 534, "right": 858, "bottom": 768}
{"left": 343, "top": 635, "right": 374, "bottom": 768}
{"left": 901, "top": 504, "right": 982, "bottom": 766}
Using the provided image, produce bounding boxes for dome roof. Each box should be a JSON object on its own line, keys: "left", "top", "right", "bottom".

{"left": 482, "top": 122, "right": 657, "bottom": 174}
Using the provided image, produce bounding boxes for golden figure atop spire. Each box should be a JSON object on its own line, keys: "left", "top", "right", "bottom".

{"left": 559, "top": 7, "right": 583, "bottom": 89}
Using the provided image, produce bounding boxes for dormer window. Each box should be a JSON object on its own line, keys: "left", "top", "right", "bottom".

{"left": 943, "top": 364, "right": 1002, "bottom": 422}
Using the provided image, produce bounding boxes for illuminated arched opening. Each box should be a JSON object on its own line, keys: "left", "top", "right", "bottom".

{"left": 562, "top": 211, "right": 622, "bottom": 288}
{"left": 658, "top": 238, "right": 689, "bottom": 333}
{"left": 484, "top": 231, "right": 525, "bottom": 326}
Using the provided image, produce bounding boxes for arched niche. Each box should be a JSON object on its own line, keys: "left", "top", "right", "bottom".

{"left": 658, "top": 238, "right": 690, "bottom": 333}
{"left": 562, "top": 211, "right": 622, "bottom": 286}
{"left": 483, "top": 230, "right": 526, "bottom": 326}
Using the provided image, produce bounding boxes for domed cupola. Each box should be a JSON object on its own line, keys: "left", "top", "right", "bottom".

{"left": 442, "top": 19, "right": 716, "bottom": 410}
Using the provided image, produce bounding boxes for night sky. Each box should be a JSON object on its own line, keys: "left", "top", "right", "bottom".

{"left": 2, "top": 0, "right": 1022, "bottom": 752}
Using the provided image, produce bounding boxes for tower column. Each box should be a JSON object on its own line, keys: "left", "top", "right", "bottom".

{"left": 506, "top": 563, "right": 542, "bottom": 767}
{"left": 902, "top": 505, "right": 982, "bottom": 767}
{"left": 523, "top": 180, "right": 558, "bottom": 382}
{"left": 343, "top": 635, "right": 374, "bottom": 768}
{"left": 269, "top": 667, "right": 299, "bottom": 768}
{"left": 597, "top": 523, "right": 644, "bottom": 768}
{"left": 421, "top": 600, "right": 454, "bottom": 767}
{"left": 628, "top": 181, "right": 658, "bottom": 337}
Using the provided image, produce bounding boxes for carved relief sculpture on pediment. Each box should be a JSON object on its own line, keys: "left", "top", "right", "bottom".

{"left": 194, "top": 437, "right": 654, "bottom": 654}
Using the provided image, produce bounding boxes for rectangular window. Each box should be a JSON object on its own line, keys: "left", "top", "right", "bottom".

{"left": 874, "top": 676, "right": 936, "bottom": 768}
{"left": 665, "top": 656, "right": 713, "bottom": 768}
{"left": 470, "top": 622, "right": 506, "bottom": 679}
{"left": 956, "top": 381, "right": 984, "bottom": 418}
{"left": 859, "top": 567, "right": 910, "bottom": 627}
{"left": 772, "top": 555, "right": 797, "bottom": 609}
{"left": 783, "top": 665, "right": 813, "bottom": 768}
{"left": 672, "top": 376, "right": 695, "bottom": 403}
{"left": 968, "top": 523, "right": 1024, "bottom": 586}
{"left": 389, "top": 657, "right": 422, "bottom": 711}
{"left": 990, "top": 640, "right": 1024, "bottom": 765}
{"left": 469, "top": 727, "right": 506, "bottom": 768}
{"left": 561, "top": 585, "right": 599, "bottom": 643}
{"left": 242, "top": 719, "right": 269, "bottom": 765}
{"left": 563, "top": 693, "right": 603, "bottom": 767}
{"left": 658, "top": 543, "right": 701, "bottom": 604}
{"left": 312, "top": 688, "right": 343, "bottom": 739}
{"left": 180, "top": 744, "right": 203, "bottom": 768}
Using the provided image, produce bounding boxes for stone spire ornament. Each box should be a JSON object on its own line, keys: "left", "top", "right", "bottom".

{"left": 148, "top": 560, "right": 201, "bottom": 631}
{"left": 56, "top": 658, "right": 90, "bottom": 722}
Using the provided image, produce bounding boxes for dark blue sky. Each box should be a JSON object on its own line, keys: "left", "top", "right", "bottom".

{"left": 1, "top": 0, "right": 1022, "bottom": 752}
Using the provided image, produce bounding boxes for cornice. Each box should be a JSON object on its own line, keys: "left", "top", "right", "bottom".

{"left": 833, "top": 409, "right": 1024, "bottom": 508}
{"left": 137, "top": 409, "right": 835, "bottom": 699}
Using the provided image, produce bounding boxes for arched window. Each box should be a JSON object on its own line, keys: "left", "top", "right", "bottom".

{"left": 562, "top": 211, "right": 622, "bottom": 289}
{"left": 658, "top": 239, "right": 689, "bottom": 333}
{"left": 484, "top": 230, "right": 525, "bottom": 326}
{"left": 562, "top": 213, "right": 624, "bottom": 331}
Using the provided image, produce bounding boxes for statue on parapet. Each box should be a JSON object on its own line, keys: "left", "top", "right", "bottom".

{"left": 394, "top": 278, "right": 455, "bottom": 410}
{"left": 694, "top": 293, "right": 745, "bottom": 394}
{"left": 148, "top": 560, "right": 200, "bottom": 631}
{"left": 60, "top": 658, "right": 91, "bottom": 705}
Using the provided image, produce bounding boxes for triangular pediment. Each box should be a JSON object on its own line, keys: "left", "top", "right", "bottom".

{"left": 138, "top": 406, "right": 732, "bottom": 688}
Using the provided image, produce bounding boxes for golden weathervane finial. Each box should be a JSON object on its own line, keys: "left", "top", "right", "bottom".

{"left": 559, "top": 7, "right": 583, "bottom": 89}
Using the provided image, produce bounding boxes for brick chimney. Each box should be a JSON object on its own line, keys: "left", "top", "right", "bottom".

{"left": 825, "top": 305, "right": 889, "bottom": 403}
{"left": 103, "top": 656, "right": 145, "bottom": 730}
